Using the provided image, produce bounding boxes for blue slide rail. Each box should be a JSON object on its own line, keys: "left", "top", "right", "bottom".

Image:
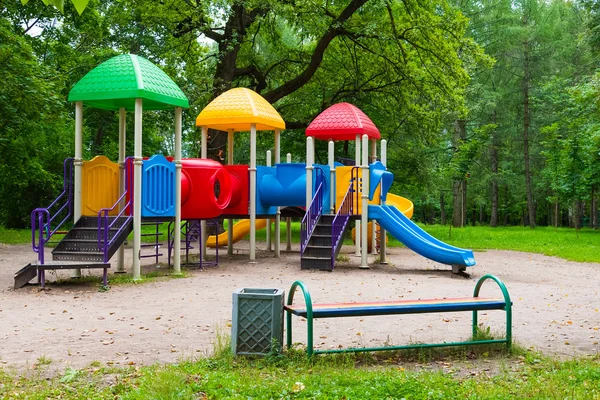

{"left": 368, "top": 204, "right": 475, "bottom": 267}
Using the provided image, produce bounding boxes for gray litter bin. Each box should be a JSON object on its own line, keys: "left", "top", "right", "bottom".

{"left": 231, "top": 288, "right": 285, "bottom": 356}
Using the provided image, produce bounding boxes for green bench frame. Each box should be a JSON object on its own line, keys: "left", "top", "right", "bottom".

{"left": 284, "top": 274, "right": 512, "bottom": 355}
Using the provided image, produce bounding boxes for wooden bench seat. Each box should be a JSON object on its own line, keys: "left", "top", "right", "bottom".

{"left": 284, "top": 274, "right": 512, "bottom": 355}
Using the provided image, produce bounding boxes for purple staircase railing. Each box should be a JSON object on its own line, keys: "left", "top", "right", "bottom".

{"left": 31, "top": 158, "right": 74, "bottom": 265}
{"left": 98, "top": 157, "right": 134, "bottom": 263}
{"left": 300, "top": 168, "right": 326, "bottom": 255}
{"left": 331, "top": 181, "right": 354, "bottom": 269}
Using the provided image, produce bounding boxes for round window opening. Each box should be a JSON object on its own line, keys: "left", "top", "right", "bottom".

{"left": 214, "top": 179, "right": 221, "bottom": 201}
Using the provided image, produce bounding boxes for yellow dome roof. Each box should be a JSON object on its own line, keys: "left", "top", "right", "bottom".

{"left": 196, "top": 88, "right": 285, "bottom": 131}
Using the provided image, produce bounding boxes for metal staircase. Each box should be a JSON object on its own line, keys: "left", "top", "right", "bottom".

{"left": 300, "top": 169, "right": 356, "bottom": 271}
{"left": 52, "top": 216, "right": 132, "bottom": 262}
{"left": 300, "top": 214, "right": 350, "bottom": 270}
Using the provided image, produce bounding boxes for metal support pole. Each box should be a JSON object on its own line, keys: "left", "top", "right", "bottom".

{"left": 116, "top": 107, "right": 126, "bottom": 273}
{"left": 201, "top": 126, "right": 208, "bottom": 261}
{"left": 286, "top": 153, "right": 292, "bottom": 251}
{"left": 360, "top": 134, "right": 369, "bottom": 269}
{"left": 132, "top": 98, "right": 143, "bottom": 281}
{"left": 328, "top": 141, "right": 335, "bottom": 214}
{"left": 274, "top": 130, "right": 281, "bottom": 257}
{"left": 306, "top": 137, "right": 314, "bottom": 209}
{"left": 227, "top": 130, "right": 234, "bottom": 255}
{"left": 249, "top": 124, "right": 257, "bottom": 262}
{"left": 266, "top": 150, "right": 272, "bottom": 251}
{"left": 355, "top": 134, "right": 361, "bottom": 257}
{"left": 73, "top": 101, "right": 84, "bottom": 278}
{"left": 380, "top": 139, "right": 388, "bottom": 264}
{"left": 370, "top": 139, "right": 377, "bottom": 255}
{"left": 173, "top": 107, "right": 182, "bottom": 275}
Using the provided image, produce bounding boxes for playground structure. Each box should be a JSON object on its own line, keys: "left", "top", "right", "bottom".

{"left": 16, "top": 54, "right": 476, "bottom": 288}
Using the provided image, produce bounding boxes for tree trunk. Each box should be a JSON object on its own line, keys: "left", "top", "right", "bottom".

{"left": 522, "top": 17, "right": 535, "bottom": 228}
{"left": 440, "top": 192, "right": 446, "bottom": 225}
{"left": 592, "top": 187, "right": 598, "bottom": 229}
{"left": 452, "top": 119, "right": 467, "bottom": 227}
{"left": 490, "top": 114, "right": 499, "bottom": 227}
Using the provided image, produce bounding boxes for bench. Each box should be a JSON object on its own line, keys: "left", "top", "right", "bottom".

{"left": 284, "top": 274, "right": 512, "bottom": 355}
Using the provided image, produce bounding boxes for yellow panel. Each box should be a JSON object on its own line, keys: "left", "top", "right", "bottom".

{"left": 81, "top": 156, "right": 120, "bottom": 216}
{"left": 335, "top": 166, "right": 414, "bottom": 218}
{"left": 196, "top": 88, "right": 285, "bottom": 131}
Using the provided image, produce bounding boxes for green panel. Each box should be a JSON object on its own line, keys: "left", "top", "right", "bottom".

{"left": 68, "top": 54, "right": 189, "bottom": 110}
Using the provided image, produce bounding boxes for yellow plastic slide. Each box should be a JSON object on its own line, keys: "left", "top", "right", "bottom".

{"left": 206, "top": 219, "right": 267, "bottom": 248}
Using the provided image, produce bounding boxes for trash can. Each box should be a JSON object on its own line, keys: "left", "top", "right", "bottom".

{"left": 231, "top": 288, "right": 285, "bottom": 356}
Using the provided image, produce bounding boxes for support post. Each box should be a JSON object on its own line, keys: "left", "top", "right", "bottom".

{"left": 249, "top": 124, "right": 257, "bottom": 262}
{"left": 328, "top": 141, "right": 335, "bottom": 214}
{"left": 73, "top": 101, "right": 83, "bottom": 278}
{"left": 274, "top": 130, "right": 281, "bottom": 257}
{"left": 266, "top": 150, "right": 272, "bottom": 251}
{"left": 132, "top": 98, "right": 143, "bottom": 281}
{"left": 227, "top": 130, "right": 234, "bottom": 255}
{"left": 286, "top": 153, "right": 292, "bottom": 252}
{"left": 173, "top": 107, "right": 182, "bottom": 275}
{"left": 355, "top": 134, "right": 361, "bottom": 257}
{"left": 306, "top": 137, "right": 314, "bottom": 209}
{"left": 380, "top": 140, "right": 388, "bottom": 264}
{"left": 360, "top": 134, "right": 369, "bottom": 269}
{"left": 201, "top": 126, "right": 208, "bottom": 260}
{"left": 370, "top": 139, "right": 377, "bottom": 255}
{"left": 116, "top": 107, "right": 126, "bottom": 273}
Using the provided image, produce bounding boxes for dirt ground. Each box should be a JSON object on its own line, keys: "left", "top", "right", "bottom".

{"left": 0, "top": 241, "right": 599, "bottom": 374}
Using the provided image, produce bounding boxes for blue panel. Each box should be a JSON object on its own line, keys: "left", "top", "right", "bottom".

{"left": 142, "top": 155, "right": 176, "bottom": 217}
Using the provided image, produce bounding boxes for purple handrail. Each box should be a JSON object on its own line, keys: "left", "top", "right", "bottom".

{"left": 300, "top": 168, "right": 326, "bottom": 255}
{"left": 31, "top": 158, "right": 74, "bottom": 265}
{"left": 98, "top": 156, "right": 134, "bottom": 263}
{"left": 331, "top": 181, "right": 354, "bottom": 269}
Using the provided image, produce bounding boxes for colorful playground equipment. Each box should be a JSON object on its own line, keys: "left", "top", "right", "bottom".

{"left": 17, "top": 54, "right": 475, "bottom": 288}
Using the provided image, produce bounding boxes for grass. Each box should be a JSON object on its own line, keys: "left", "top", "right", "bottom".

{"left": 0, "top": 345, "right": 598, "bottom": 399}
{"left": 411, "top": 225, "right": 600, "bottom": 263}
{"left": 5, "top": 221, "right": 600, "bottom": 263}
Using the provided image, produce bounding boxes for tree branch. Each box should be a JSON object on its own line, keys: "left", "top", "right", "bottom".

{"left": 263, "top": 0, "right": 369, "bottom": 103}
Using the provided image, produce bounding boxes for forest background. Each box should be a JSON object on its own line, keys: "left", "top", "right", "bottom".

{"left": 2, "top": 0, "right": 600, "bottom": 230}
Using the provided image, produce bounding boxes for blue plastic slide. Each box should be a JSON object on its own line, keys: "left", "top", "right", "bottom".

{"left": 368, "top": 204, "right": 475, "bottom": 267}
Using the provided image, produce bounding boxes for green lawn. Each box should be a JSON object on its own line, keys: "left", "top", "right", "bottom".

{"left": 4, "top": 222, "right": 600, "bottom": 263}
{"left": 1, "top": 349, "right": 598, "bottom": 399}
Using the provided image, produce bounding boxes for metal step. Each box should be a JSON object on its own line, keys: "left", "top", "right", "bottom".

{"left": 52, "top": 250, "right": 104, "bottom": 262}
{"left": 300, "top": 256, "right": 332, "bottom": 271}
{"left": 308, "top": 234, "right": 332, "bottom": 246}
{"left": 303, "top": 245, "right": 332, "bottom": 257}
{"left": 312, "top": 225, "right": 332, "bottom": 235}
{"left": 14, "top": 261, "right": 110, "bottom": 288}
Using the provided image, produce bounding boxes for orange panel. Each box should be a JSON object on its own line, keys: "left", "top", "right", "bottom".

{"left": 82, "top": 156, "right": 120, "bottom": 216}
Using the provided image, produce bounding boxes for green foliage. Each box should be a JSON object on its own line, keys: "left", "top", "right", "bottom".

{"left": 21, "top": 0, "right": 90, "bottom": 15}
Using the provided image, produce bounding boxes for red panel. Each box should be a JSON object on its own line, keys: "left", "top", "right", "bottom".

{"left": 305, "top": 102, "right": 380, "bottom": 141}
{"left": 222, "top": 165, "right": 249, "bottom": 215}
{"left": 181, "top": 159, "right": 232, "bottom": 219}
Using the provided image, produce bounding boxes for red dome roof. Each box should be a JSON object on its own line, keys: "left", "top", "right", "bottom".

{"left": 306, "top": 103, "right": 380, "bottom": 141}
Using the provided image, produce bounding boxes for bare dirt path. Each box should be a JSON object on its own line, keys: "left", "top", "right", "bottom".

{"left": 0, "top": 242, "right": 599, "bottom": 374}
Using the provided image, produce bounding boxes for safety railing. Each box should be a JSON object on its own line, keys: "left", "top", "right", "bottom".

{"left": 31, "top": 158, "right": 74, "bottom": 265}
{"left": 98, "top": 156, "right": 133, "bottom": 263}
{"left": 300, "top": 168, "right": 325, "bottom": 255}
{"left": 331, "top": 180, "right": 354, "bottom": 269}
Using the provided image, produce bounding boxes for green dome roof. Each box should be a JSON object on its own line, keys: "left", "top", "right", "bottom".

{"left": 68, "top": 54, "right": 189, "bottom": 111}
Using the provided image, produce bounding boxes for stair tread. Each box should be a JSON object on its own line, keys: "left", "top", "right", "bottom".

{"left": 52, "top": 250, "right": 103, "bottom": 255}
{"left": 304, "top": 245, "right": 332, "bottom": 249}
{"left": 301, "top": 256, "right": 331, "bottom": 260}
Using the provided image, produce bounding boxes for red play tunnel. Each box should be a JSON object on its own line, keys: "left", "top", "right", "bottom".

{"left": 181, "top": 159, "right": 233, "bottom": 219}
